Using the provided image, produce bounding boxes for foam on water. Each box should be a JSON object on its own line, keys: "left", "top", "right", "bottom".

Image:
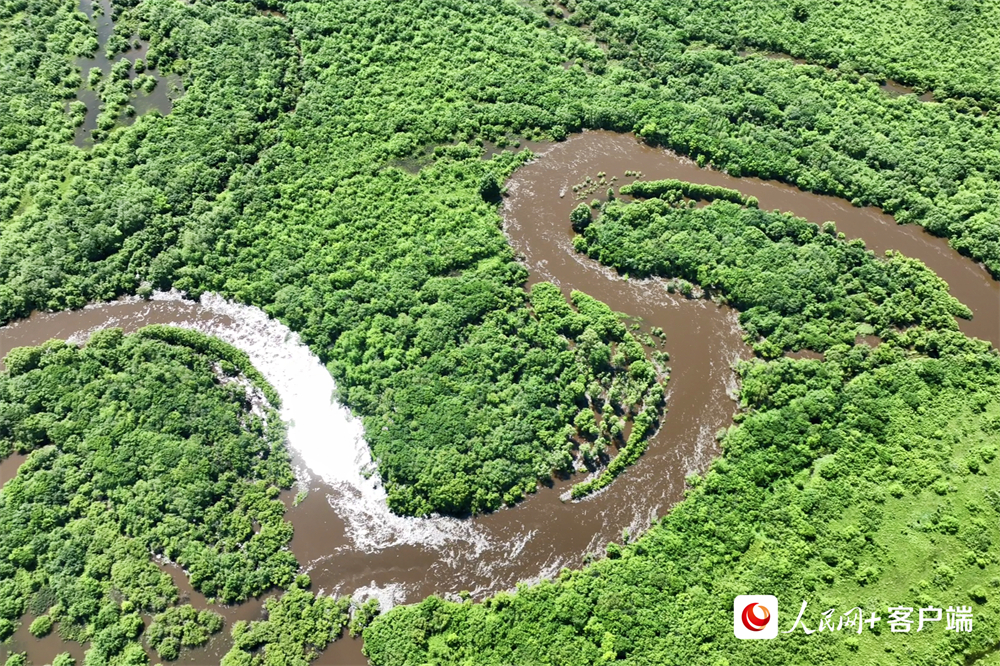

{"left": 64, "top": 291, "right": 488, "bottom": 555}
{"left": 348, "top": 582, "right": 408, "bottom": 612}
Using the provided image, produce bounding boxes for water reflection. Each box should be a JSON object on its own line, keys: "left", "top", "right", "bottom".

{"left": 70, "top": 0, "right": 181, "bottom": 148}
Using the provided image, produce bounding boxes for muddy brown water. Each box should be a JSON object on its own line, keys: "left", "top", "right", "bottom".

{"left": 72, "top": 0, "right": 180, "bottom": 148}
{"left": 548, "top": 132, "right": 997, "bottom": 347}
{"left": 880, "top": 79, "right": 935, "bottom": 102}
{"left": 1, "top": 131, "right": 997, "bottom": 665}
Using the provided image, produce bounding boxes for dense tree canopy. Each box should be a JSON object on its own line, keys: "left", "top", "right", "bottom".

{"left": 222, "top": 575, "right": 351, "bottom": 666}
{"left": 2, "top": 0, "right": 1000, "bottom": 518}
{"left": 1, "top": 0, "right": 999, "bottom": 663}
{"left": 578, "top": 184, "right": 972, "bottom": 356}
{"left": 364, "top": 329, "right": 1000, "bottom": 666}
{"left": 643, "top": 0, "right": 1000, "bottom": 105}
{"left": 0, "top": 327, "right": 296, "bottom": 663}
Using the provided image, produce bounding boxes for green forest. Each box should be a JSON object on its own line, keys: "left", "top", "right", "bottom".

{"left": 222, "top": 575, "right": 352, "bottom": 666}
{"left": 652, "top": 0, "right": 1000, "bottom": 104}
{"left": 577, "top": 182, "right": 971, "bottom": 357}
{"left": 1, "top": 0, "right": 999, "bottom": 663}
{"left": 366, "top": 328, "right": 1000, "bottom": 665}
{"left": 0, "top": 328, "right": 307, "bottom": 663}
{"left": 2, "top": 0, "right": 1000, "bottom": 515}
{"left": 363, "top": 189, "right": 1000, "bottom": 664}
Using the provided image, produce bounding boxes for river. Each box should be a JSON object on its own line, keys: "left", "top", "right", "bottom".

{"left": 0, "top": 131, "right": 996, "bottom": 665}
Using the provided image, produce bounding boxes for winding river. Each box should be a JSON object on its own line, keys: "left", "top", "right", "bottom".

{"left": 0, "top": 131, "right": 996, "bottom": 665}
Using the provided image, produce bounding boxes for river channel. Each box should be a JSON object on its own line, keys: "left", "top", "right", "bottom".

{"left": 0, "top": 131, "right": 997, "bottom": 665}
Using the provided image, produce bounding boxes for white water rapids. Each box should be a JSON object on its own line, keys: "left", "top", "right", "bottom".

{"left": 10, "top": 290, "right": 494, "bottom": 607}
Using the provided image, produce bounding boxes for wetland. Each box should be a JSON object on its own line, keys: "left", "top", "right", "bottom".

{"left": 2, "top": 131, "right": 996, "bottom": 664}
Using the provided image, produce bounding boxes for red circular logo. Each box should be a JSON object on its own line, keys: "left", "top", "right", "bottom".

{"left": 741, "top": 602, "right": 771, "bottom": 631}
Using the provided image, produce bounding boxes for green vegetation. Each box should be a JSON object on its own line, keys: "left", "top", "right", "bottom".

{"left": 0, "top": 327, "right": 296, "bottom": 662}
{"left": 349, "top": 598, "right": 381, "bottom": 638}
{"left": 27, "top": 614, "right": 52, "bottom": 638}
{"left": 1, "top": 0, "right": 999, "bottom": 664}
{"left": 2, "top": 0, "right": 1000, "bottom": 519}
{"left": 146, "top": 606, "right": 224, "bottom": 661}
{"left": 618, "top": 178, "right": 759, "bottom": 208}
{"left": 527, "top": 284, "right": 665, "bottom": 500}
{"left": 653, "top": 0, "right": 1000, "bottom": 105}
{"left": 364, "top": 328, "right": 1000, "bottom": 665}
{"left": 579, "top": 1, "right": 1000, "bottom": 275}
{"left": 222, "top": 576, "right": 351, "bottom": 666}
{"left": 91, "top": 55, "right": 139, "bottom": 141}
{"left": 576, "top": 187, "right": 972, "bottom": 356}
{"left": 363, "top": 184, "right": 1000, "bottom": 663}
